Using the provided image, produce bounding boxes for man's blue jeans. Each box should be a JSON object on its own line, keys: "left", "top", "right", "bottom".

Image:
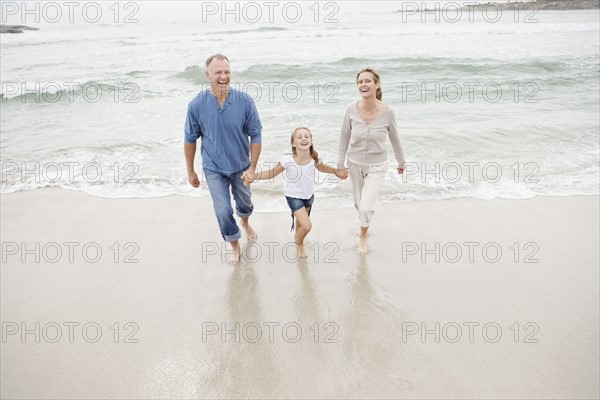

{"left": 203, "top": 168, "right": 253, "bottom": 242}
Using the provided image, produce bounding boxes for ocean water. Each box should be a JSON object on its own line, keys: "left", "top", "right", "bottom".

{"left": 1, "top": 1, "right": 599, "bottom": 211}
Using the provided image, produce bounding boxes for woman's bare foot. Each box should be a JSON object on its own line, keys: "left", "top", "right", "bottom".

{"left": 357, "top": 227, "right": 369, "bottom": 254}
{"left": 357, "top": 236, "right": 368, "bottom": 255}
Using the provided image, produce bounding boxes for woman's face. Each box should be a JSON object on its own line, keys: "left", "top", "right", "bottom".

{"left": 357, "top": 72, "right": 379, "bottom": 98}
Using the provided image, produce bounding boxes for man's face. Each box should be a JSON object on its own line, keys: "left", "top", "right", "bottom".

{"left": 205, "top": 58, "right": 231, "bottom": 94}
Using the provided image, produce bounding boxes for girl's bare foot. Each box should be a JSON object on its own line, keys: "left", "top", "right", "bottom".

{"left": 296, "top": 243, "right": 308, "bottom": 259}
{"left": 226, "top": 254, "right": 241, "bottom": 264}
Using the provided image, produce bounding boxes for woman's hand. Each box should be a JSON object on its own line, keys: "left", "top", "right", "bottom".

{"left": 397, "top": 165, "right": 405, "bottom": 174}
{"left": 337, "top": 168, "right": 349, "bottom": 180}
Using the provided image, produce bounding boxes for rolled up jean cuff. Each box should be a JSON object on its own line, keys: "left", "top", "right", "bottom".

{"left": 223, "top": 229, "right": 242, "bottom": 243}
{"left": 236, "top": 209, "right": 253, "bottom": 218}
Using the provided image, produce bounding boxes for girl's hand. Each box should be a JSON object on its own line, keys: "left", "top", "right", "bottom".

{"left": 244, "top": 168, "right": 256, "bottom": 182}
{"left": 241, "top": 171, "right": 253, "bottom": 186}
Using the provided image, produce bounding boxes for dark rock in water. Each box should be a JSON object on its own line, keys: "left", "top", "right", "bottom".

{"left": 533, "top": 0, "right": 599, "bottom": 9}
{"left": 0, "top": 24, "right": 39, "bottom": 34}
{"left": 394, "top": 0, "right": 599, "bottom": 12}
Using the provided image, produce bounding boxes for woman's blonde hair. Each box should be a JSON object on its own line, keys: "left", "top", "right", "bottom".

{"left": 290, "top": 127, "right": 319, "bottom": 164}
{"left": 356, "top": 67, "right": 382, "bottom": 100}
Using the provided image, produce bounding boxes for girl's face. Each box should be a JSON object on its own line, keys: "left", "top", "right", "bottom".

{"left": 357, "top": 72, "right": 379, "bottom": 98}
{"left": 292, "top": 129, "right": 312, "bottom": 151}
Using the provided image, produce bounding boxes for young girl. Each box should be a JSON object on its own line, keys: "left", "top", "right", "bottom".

{"left": 243, "top": 127, "right": 343, "bottom": 259}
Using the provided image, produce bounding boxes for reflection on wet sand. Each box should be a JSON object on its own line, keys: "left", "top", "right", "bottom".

{"left": 293, "top": 262, "right": 323, "bottom": 325}
{"left": 338, "top": 256, "right": 466, "bottom": 398}
{"left": 199, "top": 261, "right": 281, "bottom": 398}
{"left": 144, "top": 254, "right": 465, "bottom": 398}
{"left": 285, "top": 261, "right": 340, "bottom": 397}
{"left": 337, "top": 255, "right": 413, "bottom": 398}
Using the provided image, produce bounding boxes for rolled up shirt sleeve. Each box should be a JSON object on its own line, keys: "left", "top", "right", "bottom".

{"left": 184, "top": 102, "right": 201, "bottom": 144}
{"left": 245, "top": 98, "right": 262, "bottom": 145}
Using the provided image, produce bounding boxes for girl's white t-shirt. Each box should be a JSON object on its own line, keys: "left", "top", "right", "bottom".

{"left": 280, "top": 154, "right": 315, "bottom": 199}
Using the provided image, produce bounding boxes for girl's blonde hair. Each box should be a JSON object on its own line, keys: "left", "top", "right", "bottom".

{"left": 356, "top": 67, "right": 382, "bottom": 100}
{"left": 290, "top": 127, "right": 319, "bottom": 165}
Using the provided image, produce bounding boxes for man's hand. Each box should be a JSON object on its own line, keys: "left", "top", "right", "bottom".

{"left": 241, "top": 171, "right": 254, "bottom": 186}
{"left": 244, "top": 167, "right": 256, "bottom": 182}
{"left": 242, "top": 168, "right": 256, "bottom": 186}
{"left": 188, "top": 171, "right": 200, "bottom": 188}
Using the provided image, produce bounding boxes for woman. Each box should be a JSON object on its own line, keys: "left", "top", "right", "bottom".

{"left": 337, "top": 67, "right": 406, "bottom": 254}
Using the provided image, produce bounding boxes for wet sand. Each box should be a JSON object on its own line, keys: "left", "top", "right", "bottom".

{"left": 1, "top": 188, "right": 598, "bottom": 399}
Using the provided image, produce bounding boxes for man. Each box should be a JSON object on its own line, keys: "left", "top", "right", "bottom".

{"left": 184, "top": 54, "right": 262, "bottom": 264}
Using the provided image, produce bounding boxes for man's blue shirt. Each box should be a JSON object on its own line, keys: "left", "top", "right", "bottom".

{"left": 184, "top": 88, "right": 262, "bottom": 174}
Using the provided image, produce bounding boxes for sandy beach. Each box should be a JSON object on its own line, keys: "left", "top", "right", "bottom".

{"left": 1, "top": 188, "right": 598, "bottom": 399}
{"left": 2, "top": 0, "right": 599, "bottom": 398}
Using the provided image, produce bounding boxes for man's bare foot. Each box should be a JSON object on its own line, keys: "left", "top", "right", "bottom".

{"left": 357, "top": 236, "right": 368, "bottom": 255}
{"left": 226, "top": 242, "right": 241, "bottom": 265}
{"left": 296, "top": 243, "right": 308, "bottom": 259}
{"left": 240, "top": 220, "right": 257, "bottom": 241}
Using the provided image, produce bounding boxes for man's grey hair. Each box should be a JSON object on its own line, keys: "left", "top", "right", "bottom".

{"left": 205, "top": 54, "right": 230, "bottom": 68}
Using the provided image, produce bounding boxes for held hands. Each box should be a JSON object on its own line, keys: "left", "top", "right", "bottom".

{"left": 238, "top": 165, "right": 398, "bottom": 186}
{"left": 336, "top": 168, "right": 349, "bottom": 180}
{"left": 241, "top": 169, "right": 256, "bottom": 186}
{"left": 334, "top": 167, "right": 403, "bottom": 178}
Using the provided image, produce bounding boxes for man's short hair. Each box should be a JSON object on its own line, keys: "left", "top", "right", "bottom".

{"left": 205, "top": 54, "right": 230, "bottom": 68}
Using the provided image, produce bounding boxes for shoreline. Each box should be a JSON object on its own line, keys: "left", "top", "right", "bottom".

{"left": 2, "top": 186, "right": 599, "bottom": 210}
